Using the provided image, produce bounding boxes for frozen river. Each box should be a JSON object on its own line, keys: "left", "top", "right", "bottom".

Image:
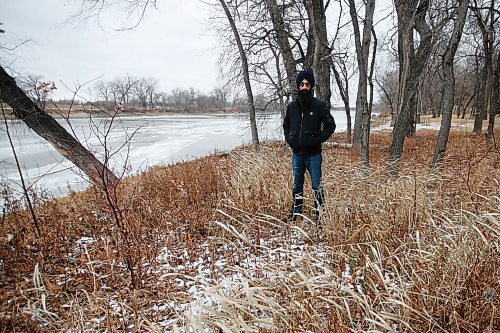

{"left": 0, "top": 111, "right": 347, "bottom": 201}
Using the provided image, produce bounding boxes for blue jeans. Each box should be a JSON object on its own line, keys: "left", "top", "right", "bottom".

{"left": 292, "top": 153, "right": 324, "bottom": 214}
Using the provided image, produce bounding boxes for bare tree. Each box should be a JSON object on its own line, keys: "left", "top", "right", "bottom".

{"left": 453, "top": 62, "right": 476, "bottom": 118}
{"left": 470, "top": 0, "right": 498, "bottom": 133}
{"left": 486, "top": 51, "right": 499, "bottom": 143}
{"left": 111, "top": 74, "right": 139, "bottom": 107}
{"left": 329, "top": 0, "right": 354, "bottom": 142}
{"left": 134, "top": 77, "right": 158, "bottom": 109}
{"left": 389, "top": 0, "right": 433, "bottom": 175}
{"left": 432, "top": 0, "right": 470, "bottom": 169}
{"left": 218, "top": 0, "right": 260, "bottom": 151}
{"left": 332, "top": 55, "right": 353, "bottom": 142}
{"left": 18, "top": 75, "right": 57, "bottom": 111}
{"left": 306, "top": 0, "right": 333, "bottom": 110}
{"left": 266, "top": 0, "right": 299, "bottom": 98}
{"left": 375, "top": 69, "right": 398, "bottom": 122}
{"left": 421, "top": 44, "right": 446, "bottom": 119}
{"left": 0, "top": 65, "right": 118, "bottom": 188}
{"left": 209, "top": 0, "right": 335, "bottom": 127}
{"left": 210, "top": 0, "right": 290, "bottom": 121}
{"left": 95, "top": 80, "right": 113, "bottom": 102}
{"left": 349, "top": 0, "right": 376, "bottom": 168}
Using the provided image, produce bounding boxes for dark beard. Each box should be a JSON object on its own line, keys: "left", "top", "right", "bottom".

{"left": 298, "top": 90, "right": 313, "bottom": 107}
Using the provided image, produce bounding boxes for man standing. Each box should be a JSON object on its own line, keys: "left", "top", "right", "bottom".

{"left": 283, "top": 69, "right": 336, "bottom": 221}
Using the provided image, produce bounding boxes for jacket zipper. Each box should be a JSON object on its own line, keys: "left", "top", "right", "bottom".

{"left": 299, "top": 111, "right": 303, "bottom": 145}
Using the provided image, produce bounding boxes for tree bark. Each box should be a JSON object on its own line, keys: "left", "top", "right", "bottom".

{"left": 349, "top": 0, "right": 375, "bottom": 157}
{"left": 396, "top": 4, "right": 417, "bottom": 137}
{"left": 432, "top": 0, "right": 470, "bottom": 169}
{"left": 389, "top": 0, "right": 432, "bottom": 175}
{"left": 332, "top": 59, "right": 352, "bottom": 142}
{"left": 473, "top": 63, "right": 489, "bottom": 133}
{"left": 461, "top": 91, "right": 476, "bottom": 119}
{"left": 0, "top": 65, "right": 118, "bottom": 188}
{"left": 269, "top": 46, "right": 287, "bottom": 120}
{"left": 486, "top": 51, "right": 499, "bottom": 144}
{"left": 364, "top": 27, "right": 377, "bottom": 169}
{"left": 266, "top": 0, "right": 298, "bottom": 98}
{"left": 219, "top": 0, "right": 260, "bottom": 151}
{"left": 306, "top": 0, "right": 333, "bottom": 110}
{"left": 471, "top": 0, "right": 495, "bottom": 134}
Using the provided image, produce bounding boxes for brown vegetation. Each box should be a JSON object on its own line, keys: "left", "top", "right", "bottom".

{"left": 0, "top": 130, "right": 498, "bottom": 332}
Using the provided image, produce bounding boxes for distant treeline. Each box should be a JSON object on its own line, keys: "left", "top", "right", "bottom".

{"left": 18, "top": 74, "right": 287, "bottom": 114}
{"left": 90, "top": 75, "right": 232, "bottom": 112}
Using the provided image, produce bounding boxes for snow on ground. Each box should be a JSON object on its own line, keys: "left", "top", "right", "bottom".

{"left": 371, "top": 116, "right": 475, "bottom": 133}
{"left": 371, "top": 120, "right": 443, "bottom": 132}
{"left": 62, "top": 215, "right": 410, "bottom": 332}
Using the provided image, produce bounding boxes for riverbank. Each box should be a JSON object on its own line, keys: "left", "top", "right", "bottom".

{"left": 0, "top": 103, "right": 250, "bottom": 119}
{"left": 1, "top": 129, "right": 498, "bottom": 332}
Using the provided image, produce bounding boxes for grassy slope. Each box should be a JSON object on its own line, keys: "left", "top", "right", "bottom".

{"left": 0, "top": 128, "right": 498, "bottom": 332}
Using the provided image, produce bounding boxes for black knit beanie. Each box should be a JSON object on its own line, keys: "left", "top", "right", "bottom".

{"left": 295, "top": 69, "right": 315, "bottom": 88}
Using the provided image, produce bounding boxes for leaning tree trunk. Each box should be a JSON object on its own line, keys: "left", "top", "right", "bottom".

{"left": 349, "top": 0, "right": 375, "bottom": 161}
{"left": 219, "top": 0, "right": 259, "bottom": 151}
{"left": 432, "top": 0, "right": 470, "bottom": 169}
{"left": 0, "top": 65, "right": 118, "bottom": 188}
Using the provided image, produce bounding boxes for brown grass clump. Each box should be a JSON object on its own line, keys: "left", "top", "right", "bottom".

{"left": 0, "top": 130, "right": 498, "bottom": 332}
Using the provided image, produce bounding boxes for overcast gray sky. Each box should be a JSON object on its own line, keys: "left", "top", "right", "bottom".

{"left": 2, "top": 0, "right": 220, "bottom": 100}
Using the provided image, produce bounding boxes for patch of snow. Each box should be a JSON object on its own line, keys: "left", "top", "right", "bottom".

{"left": 75, "top": 237, "right": 96, "bottom": 245}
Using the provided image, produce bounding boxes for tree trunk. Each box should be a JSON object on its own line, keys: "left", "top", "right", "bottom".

{"left": 332, "top": 60, "right": 351, "bottom": 142}
{"left": 0, "top": 65, "right": 118, "bottom": 188}
{"left": 349, "top": 0, "right": 375, "bottom": 157}
{"left": 270, "top": 46, "right": 287, "bottom": 120}
{"left": 455, "top": 77, "right": 466, "bottom": 118}
{"left": 394, "top": 2, "right": 415, "bottom": 125}
{"left": 461, "top": 91, "right": 476, "bottom": 119}
{"left": 415, "top": 89, "right": 422, "bottom": 124}
{"left": 407, "top": 101, "right": 417, "bottom": 136}
{"left": 266, "top": 0, "right": 298, "bottom": 98}
{"left": 389, "top": 0, "right": 432, "bottom": 175}
{"left": 432, "top": 0, "right": 470, "bottom": 169}
{"left": 399, "top": 22, "right": 417, "bottom": 138}
{"left": 473, "top": 65, "right": 489, "bottom": 133}
{"left": 486, "top": 52, "right": 499, "bottom": 144}
{"left": 306, "top": 0, "right": 333, "bottom": 110}
{"left": 437, "top": 79, "right": 445, "bottom": 118}
{"left": 363, "top": 27, "right": 377, "bottom": 170}
{"left": 219, "top": 0, "right": 259, "bottom": 151}
{"left": 472, "top": 0, "right": 495, "bottom": 134}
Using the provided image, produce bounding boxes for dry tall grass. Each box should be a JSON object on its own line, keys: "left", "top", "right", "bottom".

{"left": 0, "top": 130, "right": 498, "bottom": 332}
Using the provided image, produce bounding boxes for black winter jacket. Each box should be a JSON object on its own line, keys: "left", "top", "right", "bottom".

{"left": 283, "top": 97, "right": 336, "bottom": 156}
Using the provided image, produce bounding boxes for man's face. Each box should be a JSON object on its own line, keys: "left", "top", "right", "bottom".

{"left": 299, "top": 79, "right": 311, "bottom": 92}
